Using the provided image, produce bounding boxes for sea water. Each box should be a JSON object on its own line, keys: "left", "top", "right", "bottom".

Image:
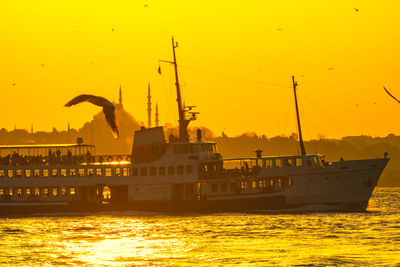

{"left": 1, "top": 187, "right": 400, "bottom": 266}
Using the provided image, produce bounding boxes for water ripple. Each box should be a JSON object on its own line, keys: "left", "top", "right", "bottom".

{"left": 0, "top": 187, "right": 399, "bottom": 265}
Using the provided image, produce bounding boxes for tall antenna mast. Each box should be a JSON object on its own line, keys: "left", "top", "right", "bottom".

{"left": 159, "top": 37, "right": 198, "bottom": 142}
{"left": 172, "top": 37, "right": 191, "bottom": 142}
{"left": 292, "top": 75, "right": 306, "bottom": 156}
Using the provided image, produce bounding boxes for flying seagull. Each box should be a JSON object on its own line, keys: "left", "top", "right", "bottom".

{"left": 65, "top": 94, "right": 119, "bottom": 139}
{"left": 384, "top": 87, "right": 400, "bottom": 104}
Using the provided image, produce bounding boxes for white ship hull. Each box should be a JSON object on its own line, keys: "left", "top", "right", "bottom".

{"left": 283, "top": 158, "right": 387, "bottom": 208}
{"left": 195, "top": 158, "right": 388, "bottom": 211}
{"left": 0, "top": 151, "right": 388, "bottom": 214}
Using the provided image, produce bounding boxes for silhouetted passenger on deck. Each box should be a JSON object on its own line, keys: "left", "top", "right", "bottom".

{"left": 12, "top": 152, "right": 19, "bottom": 165}
{"left": 56, "top": 149, "right": 61, "bottom": 164}
{"left": 244, "top": 162, "right": 249, "bottom": 175}
{"left": 86, "top": 150, "right": 92, "bottom": 164}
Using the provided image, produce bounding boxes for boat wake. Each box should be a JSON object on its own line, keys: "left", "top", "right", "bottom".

{"left": 254, "top": 203, "right": 367, "bottom": 214}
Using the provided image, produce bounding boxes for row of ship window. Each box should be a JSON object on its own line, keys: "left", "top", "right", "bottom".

{"left": 209, "top": 177, "right": 293, "bottom": 193}
{"left": 0, "top": 187, "right": 76, "bottom": 197}
{"left": 173, "top": 143, "right": 217, "bottom": 154}
{"left": 0, "top": 165, "right": 194, "bottom": 178}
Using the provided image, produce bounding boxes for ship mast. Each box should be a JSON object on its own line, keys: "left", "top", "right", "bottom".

{"left": 292, "top": 76, "right": 306, "bottom": 156}
{"left": 171, "top": 37, "right": 189, "bottom": 142}
{"left": 159, "top": 37, "right": 198, "bottom": 142}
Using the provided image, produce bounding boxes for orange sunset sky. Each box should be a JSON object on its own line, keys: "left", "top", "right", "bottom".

{"left": 0, "top": 0, "right": 399, "bottom": 140}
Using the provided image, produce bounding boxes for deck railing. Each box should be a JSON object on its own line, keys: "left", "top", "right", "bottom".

{"left": 0, "top": 154, "right": 131, "bottom": 166}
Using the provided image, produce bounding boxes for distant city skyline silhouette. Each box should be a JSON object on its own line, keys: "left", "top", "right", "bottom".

{"left": 0, "top": 109, "right": 399, "bottom": 187}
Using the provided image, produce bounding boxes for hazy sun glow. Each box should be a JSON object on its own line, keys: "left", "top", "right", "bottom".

{"left": 1, "top": 0, "right": 399, "bottom": 139}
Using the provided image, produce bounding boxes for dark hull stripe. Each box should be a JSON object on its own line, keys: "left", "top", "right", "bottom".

{"left": 0, "top": 196, "right": 369, "bottom": 216}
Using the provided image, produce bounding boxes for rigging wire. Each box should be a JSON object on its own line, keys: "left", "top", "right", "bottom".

{"left": 297, "top": 96, "right": 319, "bottom": 155}
{"left": 168, "top": 64, "right": 178, "bottom": 126}
{"left": 297, "top": 91, "right": 376, "bottom": 157}
{"left": 178, "top": 69, "right": 192, "bottom": 110}
{"left": 278, "top": 96, "right": 294, "bottom": 156}
{"left": 160, "top": 58, "right": 379, "bottom": 158}
{"left": 177, "top": 64, "right": 291, "bottom": 89}
{"left": 298, "top": 91, "right": 348, "bottom": 137}
{"left": 161, "top": 60, "right": 377, "bottom": 157}
{"left": 158, "top": 64, "right": 175, "bottom": 127}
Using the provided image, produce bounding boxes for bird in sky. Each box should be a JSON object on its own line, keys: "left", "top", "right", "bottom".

{"left": 65, "top": 94, "right": 119, "bottom": 139}
{"left": 328, "top": 67, "right": 335, "bottom": 71}
{"left": 384, "top": 87, "right": 400, "bottom": 104}
{"left": 354, "top": 8, "right": 359, "bottom": 12}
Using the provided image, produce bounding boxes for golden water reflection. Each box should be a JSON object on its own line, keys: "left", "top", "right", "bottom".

{"left": 0, "top": 188, "right": 399, "bottom": 265}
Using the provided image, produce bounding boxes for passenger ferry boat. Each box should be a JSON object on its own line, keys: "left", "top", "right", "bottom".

{"left": 0, "top": 38, "right": 389, "bottom": 215}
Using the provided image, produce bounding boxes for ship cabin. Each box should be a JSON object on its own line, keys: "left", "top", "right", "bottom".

{"left": 0, "top": 142, "right": 96, "bottom": 167}
{"left": 131, "top": 126, "right": 220, "bottom": 163}
{"left": 0, "top": 141, "right": 133, "bottom": 182}
{"left": 199, "top": 154, "right": 325, "bottom": 180}
{"left": 196, "top": 154, "right": 326, "bottom": 200}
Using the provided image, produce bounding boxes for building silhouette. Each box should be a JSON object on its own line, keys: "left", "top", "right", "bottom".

{"left": 147, "top": 83, "right": 152, "bottom": 128}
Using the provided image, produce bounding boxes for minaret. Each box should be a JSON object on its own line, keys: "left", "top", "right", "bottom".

{"left": 119, "top": 85, "right": 123, "bottom": 108}
{"left": 147, "top": 83, "right": 152, "bottom": 128}
{"left": 67, "top": 122, "right": 71, "bottom": 143}
{"left": 155, "top": 102, "right": 159, "bottom": 127}
{"left": 31, "top": 124, "right": 33, "bottom": 134}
